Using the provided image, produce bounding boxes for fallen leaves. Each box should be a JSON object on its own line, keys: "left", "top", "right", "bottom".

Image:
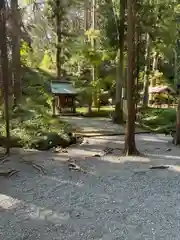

{"left": 52, "top": 147, "right": 68, "bottom": 153}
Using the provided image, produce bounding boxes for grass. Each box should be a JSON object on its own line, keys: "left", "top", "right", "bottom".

{"left": 76, "top": 106, "right": 115, "bottom": 117}
{"left": 0, "top": 67, "right": 73, "bottom": 150}
{"left": 138, "top": 107, "right": 176, "bottom": 133}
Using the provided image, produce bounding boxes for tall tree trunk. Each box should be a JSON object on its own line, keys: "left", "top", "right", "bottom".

{"left": 90, "top": 0, "right": 96, "bottom": 113}
{"left": 135, "top": 25, "right": 141, "bottom": 118}
{"left": 142, "top": 33, "right": 151, "bottom": 107}
{"left": 124, "top": 0, "right": 138, "bottom": 155}
{"left": 84, "top": 0, "right": 92, "bottom": 113}
{"left": 0, "top": 0, "right": 10, "bottom": 154}
{"left": 173, "top": 99, "right": 180, "bottom": 145}
{"left": 152, "top": 52, "right": 158, "bottom": 72}
{"left": 149, "top": 51, "right": 158, "bottom": 104}
{"left": 114, "top": 0, "right": 125, "bottom": 123}
{"left": 152, "top": 51, "right": 158, "bottom": 85}
{"left": 135, "top": 0, "right": 142, "bottom": 118}
{"left": 11, "top": 0, "right": 21, "bottom": 105}
{"left": 84, "top": 0, "right": 89, "bottom": 32}
{"left": 56, "top": 0, "right": 62, "bottom": 79}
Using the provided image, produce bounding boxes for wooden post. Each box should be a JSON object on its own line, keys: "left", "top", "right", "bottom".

{"left": 72, "top": 96, "right": 76, "bottom": 113}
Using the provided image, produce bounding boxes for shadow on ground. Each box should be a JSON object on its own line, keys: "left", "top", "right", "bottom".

{"left": 0, "top": 134, "right": 180, "bottom": 239}
{"left": 61, "top": 116, "right": 148, "bottom": 136}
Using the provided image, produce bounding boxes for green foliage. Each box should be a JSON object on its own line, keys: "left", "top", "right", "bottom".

{"left": 151, "top": 71, "right": 166, "bottom": 85}
{"left": 139, "top": 107, "right": 176, "bottom": 133}
{"left": 21, "top": 42, "right": 44, "bottom": 68}
{"left": 0, "top": 69, "right": 73, "bottom": 150}
{"left": 40, "top": 51, "right": 56, "bottom": 70}
{"left": 98, "top": 0, "right": 119, "bottom": 49}
{"left": 19, "top": 0, "right": 180, "bottom": 122}
{"left": 154, "top": 93, "right": 174, "bottom": 104}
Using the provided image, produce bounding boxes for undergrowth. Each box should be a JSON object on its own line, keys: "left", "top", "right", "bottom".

{"left": 0, "top": 68, "right": 73, "bottom": 150}
{"left": 138, "top": 107, "right": 176, "bottom": 133}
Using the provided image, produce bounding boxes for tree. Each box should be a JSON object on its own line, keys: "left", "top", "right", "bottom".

{"left": 0, "top": 0, "right": 10, "bottom": 154}
{"left": 11, "top": 0, "right": 21, "bottom": 104}
{"left": 124, "top": 0, "right": 138, "bottom": 155}
{"left": 56, "top": 0, "right": 62, "bottom": 79}
{"left": 91, "top": 0, "right": 97, "bottom": 111}
{"left": 114, "top": 0, "right": 126, "bottom": 123}
{"left": 173, "top": 98, "right": 180, "bottom": 145}
{"left": 142, "top": 32, "right": 151, "bottom": 107}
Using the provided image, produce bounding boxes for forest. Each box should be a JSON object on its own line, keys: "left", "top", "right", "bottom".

{"left": 0, "top": 0, "right": 180, "bottom": 155}
{"left": 1, "top": 1, "right": 180, "bottom": 239}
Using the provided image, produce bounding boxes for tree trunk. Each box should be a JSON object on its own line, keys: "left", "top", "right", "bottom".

{"left": 152, "top": 52, "right": 158, "bottom": 71}
{"left": 135, "top": 26, "right": 141, "bottom": 119}
{"left": 124, "top": 0, "right": 138, "bottom": 155}
{"left": 91, "top": 0, "right": 96, "bottom": 112}
{"left": 142, "top": 33, "right": 151, "bottom": 107}
{"left": 152, "top": 51, "right": 158, "bottom": 85}
{"left": 84, "top": 0, "right": 92, "bottom": 114}
{"left": 114, "top": 0, "right": 125, "bottom": 123}
{"left": 88, "top": 100, "right": 92, "bottom": 114}
{"left": 173, "top": 99, "right": 180, "bottom": 145}
{"left": 149, "top": 51, "right": 158, "bottom": 104}
{"left": 84, "top": 0, "right": 89, "bottom": 32}
{"left": 11, "top": 0, "right": 21, "bottom": 105}
{"left": 56, "top": 0, "right": 62, "bottom": 79}
{"left": 0, "top": 0, "right": 10, "bottom": 154}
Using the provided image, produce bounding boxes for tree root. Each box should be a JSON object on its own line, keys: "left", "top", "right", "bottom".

{"left": 123, "top": 149, "right": 144, "bottom": 157}
{"left": 0, "top": 169, "right": 19, "bottom": 177}
{"left": 32, "top": 164, "right": 46, "bottom": 174}
{"left": 150, "top": 165, "right": 169, "bottom": 170}
{"left": 0, "top": 157, "right": 10, "bottom": 165}
{"left": 0, "top": 152, "right": 10, "bottom": 164}
{"left": 0, "top": 155, "right": 46, "bottom": 176}
{"left": 68, "top": 161, "right": 87, "bottom": 173}
{"left": 20, "top": 158, "right": 46, "bottom": 175}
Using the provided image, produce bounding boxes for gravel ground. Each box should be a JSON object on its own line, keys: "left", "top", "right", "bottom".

{"left": 60, "top": 116, "right": 147, "bottom": 135}
{"left": 0, "top": 133, "right": 180, "bottom": 239}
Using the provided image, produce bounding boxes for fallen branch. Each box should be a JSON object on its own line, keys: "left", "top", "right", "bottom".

{"left": 32, "top": 164, "right": 46, "bottom": 175}
{"left": 0, "top": 150, "right": 10, "bottom": 163}
{"left": 0, "top": 155, "right": 9, "bottom": 164}
{"left": 0, "top": 169, "right": 19, "bottom": 177}
{"left": 20, "top": 158, "right": 46, "bottom": 175}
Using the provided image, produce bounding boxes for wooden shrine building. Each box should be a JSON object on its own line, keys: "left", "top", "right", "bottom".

{"left": 51, "top": 80, "right": 78, "bottom": 115}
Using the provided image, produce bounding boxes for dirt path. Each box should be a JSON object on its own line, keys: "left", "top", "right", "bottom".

{"left": 0, "top": 133, "right": 180, "bottom": 239}
{"left": 61, "top": 116, "right": 147, "bottom": 136}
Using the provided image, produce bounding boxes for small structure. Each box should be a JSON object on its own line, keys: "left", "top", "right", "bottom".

{"left": 149, "top": 86, "right": 176, "bottom": 94}
{"left": 149, "top": 85, "right": 176, "bottom": 107}
{"left": 51, "top": 80, "right": 78, "bottom": 115}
